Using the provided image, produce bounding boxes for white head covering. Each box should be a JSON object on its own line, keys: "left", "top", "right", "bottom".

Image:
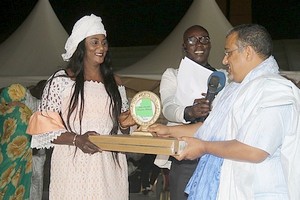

{"left": 62, "top": 14, "right": 106, "bottom": 61}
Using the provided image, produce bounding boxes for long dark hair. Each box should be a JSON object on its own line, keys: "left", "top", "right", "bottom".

{"left": 48, "top": 39, "right": 122, "bottom": 163}
{"left": 65, "top": 39, "right": 121, "bottom": 135}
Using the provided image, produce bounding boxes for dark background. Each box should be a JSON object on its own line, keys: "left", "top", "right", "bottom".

{"left": 252, "top": 0, "right": 300, "bottom": 40}
{"left": 0, "top": 0, "right": 299, "bottom": 47}
{"left": 0, "top": 0, "right": 193, "bottom": 46}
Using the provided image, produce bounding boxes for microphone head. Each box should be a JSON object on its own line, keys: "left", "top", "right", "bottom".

{"left": 207, "top": 71, "right": 226, "bottom": 93}
{"left": 193, "top": 71, "right": 226, "bottom": 123}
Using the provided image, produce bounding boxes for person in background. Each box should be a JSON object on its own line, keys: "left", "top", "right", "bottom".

{"left": 158, "top": 25, "right": 217, "bottom": 200}
{"left": 140, "top": 154, "right": 161, "bottom": 195}
{"left": 282, "top": 75, "right": 300, "bottom": 89}
{"left": 27, "top": 14, "right": 135, "bottom": 200}
{"left": 26, "top": 80, "right": 47, "bottom": 200}
{"left": 0, "top": 83, "right": 33, "bottom": 200}
{"left": 26, "top": 80, "right": 46, "bottom": 113}
{"left": 149, "top": 24, "right": 300, "bottom": 199}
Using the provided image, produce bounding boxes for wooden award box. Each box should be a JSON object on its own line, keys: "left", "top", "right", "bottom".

{"left": 89, "top": 91, "right": 186, "bottom": 155}
{"left": 89, "top": 135, "right": 186, "bottom": 155}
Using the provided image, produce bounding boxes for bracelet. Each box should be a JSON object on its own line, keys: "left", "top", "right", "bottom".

{"left": 119, "top": 123, "right": 128, "bottom": 130}
{"left": 72, "top": 134, "right": 78, "bottom": 146}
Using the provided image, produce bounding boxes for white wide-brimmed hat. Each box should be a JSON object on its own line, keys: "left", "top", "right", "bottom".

{"left": 62, "top": 14, "right": 106, "bottom": 61}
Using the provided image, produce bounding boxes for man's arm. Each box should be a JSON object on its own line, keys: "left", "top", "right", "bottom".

{"left": 160, "top": 68, "right": 186, "bottom": 123}
{"left": 148, "top": 122, "right": 202, "bottom": 138}
{"left": 160, "top": 68, "right": 210, "bottom": 123}
{"left": 176, "top": 138, "right": 269, "bottom": 163}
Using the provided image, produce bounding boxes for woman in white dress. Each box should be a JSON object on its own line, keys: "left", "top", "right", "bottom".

{"left": 27, "top": 14, "right": 135, "bottom": 200}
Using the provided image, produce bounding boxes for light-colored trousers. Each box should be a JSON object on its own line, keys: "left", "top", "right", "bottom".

{"left": 30, "top": 150, "right": 46, "bottom": 200}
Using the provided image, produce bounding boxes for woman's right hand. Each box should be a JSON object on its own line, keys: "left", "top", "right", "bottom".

{"left": 119, "top": 110, "right": 136, "bottom": 128}
{"left": 74, "top": 131, "right": 102, "bottom": 154}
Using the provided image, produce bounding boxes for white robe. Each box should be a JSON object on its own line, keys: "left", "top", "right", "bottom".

{"left": 187, "top": 56, "right": 300, "bottom": 200}
{"left": 217, "top": 75, "right": 300, "bottom": 200}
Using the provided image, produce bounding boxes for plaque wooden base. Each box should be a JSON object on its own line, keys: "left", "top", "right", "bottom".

{"left": 130, "top": 131, "right": 154, "bottom": 137}
{"left": 89, "top": 135, "right": 186, "bottom": 155}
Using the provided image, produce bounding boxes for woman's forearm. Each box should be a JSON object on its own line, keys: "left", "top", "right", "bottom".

{"left": 52, "top": 131, "right": 76, "bottom": 145}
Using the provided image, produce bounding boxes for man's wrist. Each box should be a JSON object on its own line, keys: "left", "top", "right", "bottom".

{"left": 184, "top": 106, "right": 194, "bottom": 122}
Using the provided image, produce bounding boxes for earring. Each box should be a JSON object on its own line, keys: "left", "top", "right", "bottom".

{"left": 182, "top": 42, "right": 188, "bottom": 56}
{"left": 182, "top": 48, "right": 187, "bottom": 58}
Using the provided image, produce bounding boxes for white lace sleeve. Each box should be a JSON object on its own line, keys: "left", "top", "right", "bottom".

{"left": 118, "top": 85, "right": 129, "bottom": 112}
{"left": 31, "top": 130, "right": 66, "bottom": 149}
{"left": 31, "top": 70, "right": 69, "bottom": 149}
{"left": 39, "top": 70, "right": 67, "bottom": 112}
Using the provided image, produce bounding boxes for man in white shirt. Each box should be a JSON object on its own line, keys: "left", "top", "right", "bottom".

{"left": 159, "top": 25, "right": 218, "bottom": 200}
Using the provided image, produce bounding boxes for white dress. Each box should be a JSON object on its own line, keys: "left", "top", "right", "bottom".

{"left": 30, "top": 70, "right": 129, "bottom": 200}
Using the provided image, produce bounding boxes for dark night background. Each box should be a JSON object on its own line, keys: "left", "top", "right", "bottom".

{"left": 0, "top": 0, "right": 299, "bottom": 47}
{"left": 0, "top": 0, "right": 193, "bottom": 47}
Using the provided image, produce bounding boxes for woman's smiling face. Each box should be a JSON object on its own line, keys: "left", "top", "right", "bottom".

{"left": 84, "top": 34, "right": 108, "bottom": 65}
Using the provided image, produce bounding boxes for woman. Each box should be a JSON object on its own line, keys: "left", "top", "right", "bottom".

{"left": 0, "top": 84, "right": 33, "bottom": 200}
{"left": 27, "top": 14, "right": 134, "bottom": 199}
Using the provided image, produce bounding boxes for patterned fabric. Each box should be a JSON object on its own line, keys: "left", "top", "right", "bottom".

{"left": 0, "top": 84, "right": 32, "bottom": 200}
{"left": 0, "top": 84, "right": 26, "bottom": 104}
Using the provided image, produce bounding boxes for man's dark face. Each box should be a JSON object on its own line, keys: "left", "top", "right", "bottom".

{"left": 183, "top": 27, "right": 211, "bottom": 66}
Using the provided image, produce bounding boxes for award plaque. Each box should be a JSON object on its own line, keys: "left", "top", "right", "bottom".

{"left": 89, "top": 134, "right": 185, "bottom": 155}
{"left": 89, "top": 91, "right": 186, "bottom": 155}
{"left": 129, "top": 91, "right": 161, "bottom": 136}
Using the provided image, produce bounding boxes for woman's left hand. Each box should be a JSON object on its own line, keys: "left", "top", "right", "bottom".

{"left": 75, "top": 131, "right": 102, "bottom": 154}
{"left": 118, "top": 110, "right": 136, "bottom": 129}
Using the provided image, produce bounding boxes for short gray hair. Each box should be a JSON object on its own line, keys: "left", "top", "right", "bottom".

{"left": 227, "top": 24, "right": 273, "bottom": 59}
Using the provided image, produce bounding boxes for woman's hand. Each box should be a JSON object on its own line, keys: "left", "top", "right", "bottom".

{"left": 147, "top": 123, "right": 171, "bottom": 137}
{"left": 119, "top": 110, "right": 136, "bottom": 129}
{"left": 174, "top": 137, "right": 205, "bottom": 161}
{"left": 74, "top": 131, "right": 102, "bottom": 154}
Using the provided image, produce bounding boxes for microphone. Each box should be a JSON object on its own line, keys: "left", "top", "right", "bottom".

{"left": 194, "top": 71, "right": 226, "bottom": 122}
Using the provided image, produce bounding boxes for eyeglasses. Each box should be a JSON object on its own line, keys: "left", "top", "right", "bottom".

{"left": 224, "top": 48, "right": 240, "bottom": 57}
{"left": 187, "top": 36, "right": 210, "bottom": 45}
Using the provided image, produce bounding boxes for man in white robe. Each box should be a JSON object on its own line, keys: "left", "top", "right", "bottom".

{"left": 148, "top": 24, "right": 300, "bottom": 199}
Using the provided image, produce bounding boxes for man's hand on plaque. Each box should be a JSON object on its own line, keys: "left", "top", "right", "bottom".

{"left": 147, "top": 123, "right": 171, "bottom": 137}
